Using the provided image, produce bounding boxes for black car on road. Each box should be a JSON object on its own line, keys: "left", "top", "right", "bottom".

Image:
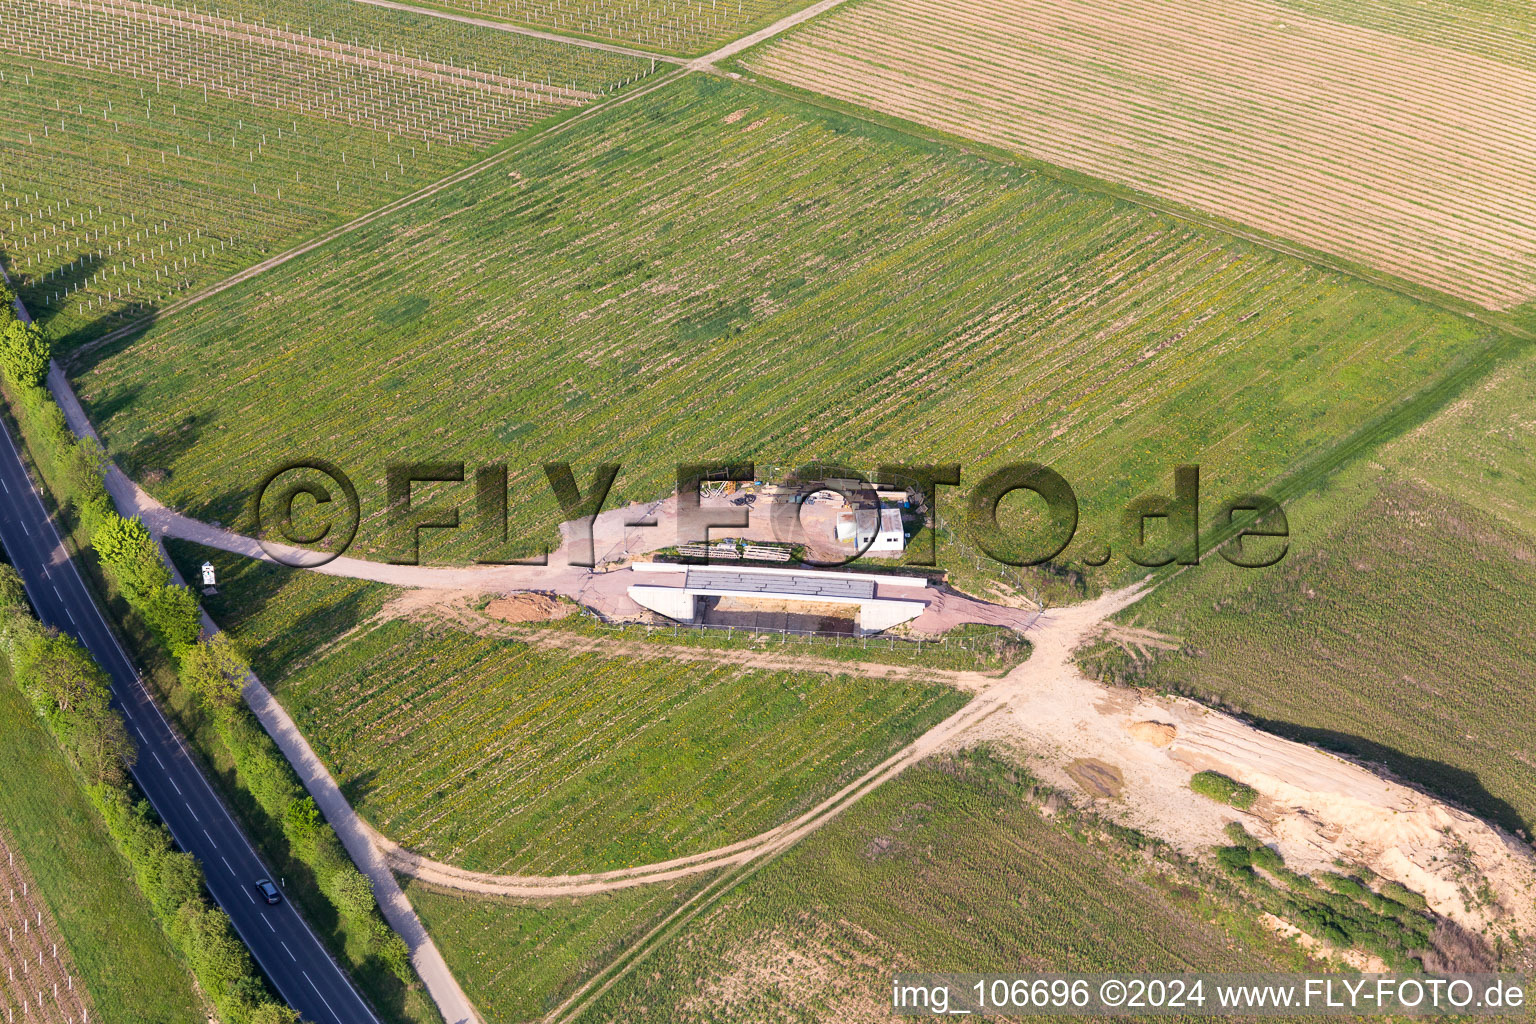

{"left": 255, "top": 879, "right": 282, "bottom": 905}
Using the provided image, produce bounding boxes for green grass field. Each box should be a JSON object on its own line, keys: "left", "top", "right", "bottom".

{"left": 1081, "top": 346, "right": 1536, "bottom": 836}
{"left": 0, "top": 0, "right": 654, "bottom": 343}
{"left": 0, "top": 678, "right": 206, "bottom": 1024}
{"left": 79, "top": 76, "right": 1496, "bottom": 584}
{"left": 580, "top": 750, "right": 1303, "bottom": 1022}
{"left": 406, "top": 874, "right": 712, "bottom": 1022}
{"left": 170, "top": 541, "right": 969, "bottom": 874}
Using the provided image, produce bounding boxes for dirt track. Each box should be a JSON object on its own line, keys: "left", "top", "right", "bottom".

{"left": 366, "top": 581, "right": 1536, "bottom": 944}
{"left": 382, "top": 588, "right": 1003, "bottom": 688}
{"left": 48, "top": 362, "right": 1536, "bottom": 936}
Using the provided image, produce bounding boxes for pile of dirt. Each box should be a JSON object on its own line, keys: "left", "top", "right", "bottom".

{"left": 484, "top": 593, "right": 573, "bottom": 624}
{"left": 958, "top": 586, "right": 1536, "bottom": 939}
{"left": 1127, "top": 720, "right": 1176, "bottom": 747}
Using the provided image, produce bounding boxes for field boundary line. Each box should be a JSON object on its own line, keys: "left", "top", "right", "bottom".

{"left": 66, "top": 66, "right": 689, "bottom": 363}
{"left": 688, "top": 0, "right": 856, "bottom": 67}
{"left": 372, "top": 663, "right": 1015, "bottom": 897}
{"left": 724, "top": 70, "right": 1536, "bottom": 342}
{"left": 345, "top": 0, "right": 686, "bottom": 63}
{"left": 538, "top": 587, "right": 1160, "bottom": 1022}
{"left": 542, "top": 699, "right": 1019, "bottom": 1023}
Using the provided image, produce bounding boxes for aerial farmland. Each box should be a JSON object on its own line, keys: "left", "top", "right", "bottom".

{"left": 73, "top": 79, "right": 1491, "bottom": 581}
{"left": 746, "top": 0, "right": 1536, "bottom": 309}
{"left": 0, "top": 0, "right": 655, "bottom": 341}
{"left": 1, "top": 0, "right": 1533, "bottom": 1021}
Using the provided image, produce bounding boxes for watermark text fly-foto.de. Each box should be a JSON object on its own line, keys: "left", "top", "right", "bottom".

{"left": 889, "top": 974, "right": 1527, "bottom": 1016}
{"left": 249, "top": 459, "right": 1288, "bottom": 569}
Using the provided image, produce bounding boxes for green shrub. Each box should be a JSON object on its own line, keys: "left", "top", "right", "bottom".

{"left": 93, "top": 513, "right": 173, "bottom": 601}
{"left": 282, "top": 796, "right": 325, "bottom": 857}
{"left": 0, "top": 318, "right": 50, "bottom": 388}
{"left": 1379, "top": 880, "right": 1428, "bottom": 911}
{"left": 0, "top": 565, "right": 25, "bottom": 609}
{"left": 180, "top": 633, "right": 250, "bottom": 711}
{"left": 375, "top": 927, "right": 414, "bottom": 984}
{"left": 6, "top": 625, "right": 133, "bottom": 788}
{"left": 1215, "top": 845, "right": 1252, "bottom": 873}
{"left": 150, "top": 850, "right": 206, "bottom": 920}
{"left": 1250, "top": 844, "right": 1286, "bottom": 873}
{"left": 217, "top": 713, "right": 304, "bottom": 818}
{"left": 142, "top": 582, "right": 203, "bottom": 655}
{"left": 1320, "top": 872, "right": 1370, "bottom": 899}
{"left": 1223, "top": 821, "right": 1260, "bottom": 849}
{"left": 320, "top": 864, "right": 378, "bottom": 924}
{"left": 1189, "top": 770, "right": 1258, "bottom": 810}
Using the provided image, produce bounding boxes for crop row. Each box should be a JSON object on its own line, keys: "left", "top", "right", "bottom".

{"left": 140, "top": 0, "right": 665, "bottom": 79}
{"left": 0, "top": 54, "right": 478, "bottom": 341}
{"left": 1270, "top": 0, "right": 1536, "bottom": 72}
{"left": 83, "top": 77, "right": 1493, "bottom": 590}
{"left": 747, "top": 0, "right": 1536, "bottom": 308}
{"left": 3, "top": 0, "right": 653, "bottom": 145}
{"left": 173, "top": 539, "right": 967, "bottom": 877}
{"left": 0, "top": 0, "right": 652, "bottom": 341}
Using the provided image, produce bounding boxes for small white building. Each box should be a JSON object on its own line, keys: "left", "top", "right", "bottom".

{"left": 835, "top": 506, "right": 907, "bottom": 553}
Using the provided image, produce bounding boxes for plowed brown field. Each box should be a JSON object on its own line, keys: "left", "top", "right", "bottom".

{"left": 749, "top": 0, "right": 1536, "bottom": 308}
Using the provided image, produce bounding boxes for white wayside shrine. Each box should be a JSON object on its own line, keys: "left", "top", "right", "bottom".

{"left": 627, "top": 563, "right": 930, "bottom": 633}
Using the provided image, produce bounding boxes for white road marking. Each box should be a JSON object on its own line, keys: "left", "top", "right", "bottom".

{"left": 304, "top": 971, "right": 341, "bottom": 1022}
{"left": 152, "top": 752, "right": 166, "bottom": 769}
{"left": 168, "top": 777, "right": 182, "bottom": 795}
{"left": 220, "top": 855, "right": 235, "bottom": 876}
{"left": 263, "top": 916, "right": 276, "bottom": 933}
{"left": 0, "top": 407, "right": 385, "bottom": 1023}
{"left": 203, "top": 829, "right": 215, "bottom": 846}
{"left": 185, "top": 803, "right": 199, "bottom": 823}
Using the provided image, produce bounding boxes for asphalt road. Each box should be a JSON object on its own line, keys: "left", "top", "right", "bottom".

{"left": 0, "top": 382, "right": 381, "bottom": 1020}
